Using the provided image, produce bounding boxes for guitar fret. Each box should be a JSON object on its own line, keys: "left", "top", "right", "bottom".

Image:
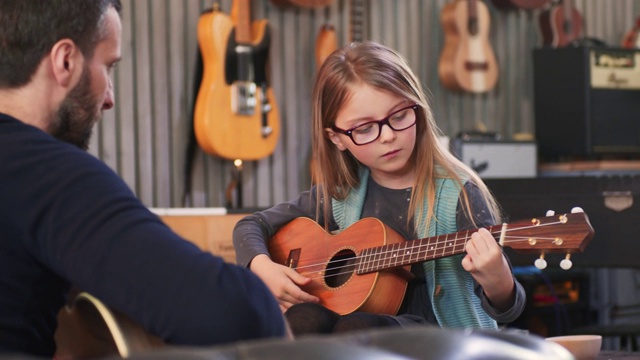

{"left": 385, "top": 243, "right": 394, "bottom": 269}
{"left": 358, "top": 248, "right": 370, "bottom": 274}
{"left": 373, "top": 245, "right": 383, "bottom": 272}
{"left": 390, "top": 242, "right": 400, "bottom": 268}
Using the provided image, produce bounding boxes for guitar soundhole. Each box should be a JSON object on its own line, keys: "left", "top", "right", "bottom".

{"left": 324, "top": 249, "right": 356, "bottom": 288}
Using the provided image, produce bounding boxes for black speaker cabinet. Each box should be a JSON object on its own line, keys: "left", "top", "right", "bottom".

{"left": 533, "top": 47, "right": 640, "bottom": 161}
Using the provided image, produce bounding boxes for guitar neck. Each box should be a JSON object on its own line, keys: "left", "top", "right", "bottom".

{"left": 355, "top": 226, "right": 490, "bottom": 274}
{"left": 234, "top": 0, "right": 252, "bottom": 44}
{"left": 355, "top": 211, "right": 594, "bottom": 274}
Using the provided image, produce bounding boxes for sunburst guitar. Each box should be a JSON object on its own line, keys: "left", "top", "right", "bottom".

{"left": 194, "top": 0, "right": 280, "bottom": 160}
{"left": 269, "top": 210, "right": 594, "bottom": 315}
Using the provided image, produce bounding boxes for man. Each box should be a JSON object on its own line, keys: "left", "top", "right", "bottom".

{"left": 0, "top": 1, "right": 286, "bottom": 357}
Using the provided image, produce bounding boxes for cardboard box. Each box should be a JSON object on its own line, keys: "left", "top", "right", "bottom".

{"left": 151, "top": 208, "right": 247, "bottom": 264}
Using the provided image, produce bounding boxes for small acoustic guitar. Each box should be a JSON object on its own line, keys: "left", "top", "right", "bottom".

{"left": 538, "top": 0, "right": 583, "bottom": 48}
{"left": 194, "top": 0, "right": 280, "bottom": 160}
{"left": 438, "top": 0, "right": 499, "bottom": 93}
{"left": 269, "top": 211, "right": 594, "bottom": 315}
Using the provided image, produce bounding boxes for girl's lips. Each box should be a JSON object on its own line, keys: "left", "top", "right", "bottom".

{"left": 382, "top": 149, "right": 400, "bottom": 158}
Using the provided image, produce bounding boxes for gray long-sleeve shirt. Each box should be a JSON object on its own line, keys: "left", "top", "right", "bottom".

{"left": 233, "top": 177, "right": 526, "bottom": 326}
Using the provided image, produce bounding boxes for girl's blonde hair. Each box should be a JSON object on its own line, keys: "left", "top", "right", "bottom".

{"left": 312, "top": 41, "right": 501, "bottom": 231}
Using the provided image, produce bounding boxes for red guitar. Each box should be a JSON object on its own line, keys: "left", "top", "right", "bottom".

{"left": 194, "top": 0, "right": 280, "bottom": 160}
{"left": 538, "top": 0, "right": 583, "bottom": 48}
{"left": 438, "top": 0, "right": 499, "bottom": 93}
{"left": 269, "top": 211, "right": 594, "bottom": 315}
{"left": 621, "top": 16, "right": 640, "bottom": 49}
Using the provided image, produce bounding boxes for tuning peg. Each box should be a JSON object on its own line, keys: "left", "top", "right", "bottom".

{"left": 546, "top": 210, "right": 555, "bottom": 216}
{"left": 534, "top": 254, "right": 547, "bottom": 270}
{"left": 571, "top": 207, "right": 584, "bottom": 213}
{"left": 560, "top": 254, "right": 573, "bottom": 270}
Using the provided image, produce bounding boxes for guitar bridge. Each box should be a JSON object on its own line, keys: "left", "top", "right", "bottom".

{"left": 286, "top": 248, "right": 301, "bottom": 269}
{"left": 231, "top": 81, "right": 257, "bottom": 115}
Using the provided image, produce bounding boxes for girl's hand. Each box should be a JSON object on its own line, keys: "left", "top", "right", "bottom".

{"left": 249, "top": 254, "right": 320, "bottom": 312}
{"left": 462, "top": 228, "right": 515, "bottom": 311}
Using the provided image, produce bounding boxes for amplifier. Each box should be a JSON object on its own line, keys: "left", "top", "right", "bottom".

{"left": 533, "top": 46, "right": 640, "bottom": 161}
{"left": 452, "top": 139, "right": 537, "bottom": 178}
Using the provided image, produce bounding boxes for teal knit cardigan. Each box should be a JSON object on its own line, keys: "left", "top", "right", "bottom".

{"left": 332, "top": 168, "right": 497, "bottom": 329}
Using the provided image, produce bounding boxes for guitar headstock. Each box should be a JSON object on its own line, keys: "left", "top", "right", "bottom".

{"left": 501, "top": 208, "right": 594, "bottom": 270}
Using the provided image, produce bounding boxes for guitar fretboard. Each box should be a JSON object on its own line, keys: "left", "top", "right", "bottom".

{"left": 355, "top": 226, "right": 498, "bottom": 274}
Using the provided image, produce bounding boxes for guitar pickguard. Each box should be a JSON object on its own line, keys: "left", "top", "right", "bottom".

{"left": 224, "top": 28, "right": 270, "bottom": 85}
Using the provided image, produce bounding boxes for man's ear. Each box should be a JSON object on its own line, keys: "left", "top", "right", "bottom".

{"left": 325, "top": 128, "right": 348, "bottom": 151}
{"left": 49, "top": 39, "right": 84, "bottom": 87}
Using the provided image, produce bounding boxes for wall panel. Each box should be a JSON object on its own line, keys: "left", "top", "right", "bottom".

{"left": 89, "top": 0, "right": 640, "bottom": 209}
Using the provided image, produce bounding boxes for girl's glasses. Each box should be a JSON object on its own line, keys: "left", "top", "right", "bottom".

{"left": 331, "top": 104, "right": 419, "bottom": 146}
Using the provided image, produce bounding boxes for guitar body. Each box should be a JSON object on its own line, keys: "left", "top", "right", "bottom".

{"left": 438, "top": 0, "right": 499, "bottom": 93}
{"left": 269, "top": 217, "right": 410, "bottom": 315}
{"left": 538, "top": 2, "right": 583, "bottom": 48}
{"left": 54, "top": 292, "right": 163, "bottom": 359}
{"left": 195, "top": 8, "right": 280, "bottom": 160}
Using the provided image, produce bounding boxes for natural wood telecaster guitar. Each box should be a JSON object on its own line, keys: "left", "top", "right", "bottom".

{"left": 269, "top": 211, "right": 594, "bottom": 315}
{"left": 194, "top": 0, "right": 280, "bottom": 160}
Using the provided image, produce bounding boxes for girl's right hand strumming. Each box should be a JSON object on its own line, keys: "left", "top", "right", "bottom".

{"left": 249, "top": 254, "right": 320, "bottom": 312}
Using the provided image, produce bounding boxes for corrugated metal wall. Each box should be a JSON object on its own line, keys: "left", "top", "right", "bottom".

{"left": 90, "top": 0, "right": 640, "bottom": 209}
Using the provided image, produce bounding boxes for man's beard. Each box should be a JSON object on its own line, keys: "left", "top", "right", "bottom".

{"left": 49, "top": 67, "right": 102, "bottom": 151}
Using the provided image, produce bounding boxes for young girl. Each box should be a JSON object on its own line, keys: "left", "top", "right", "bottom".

{"left": 233, "top": 41, "right": 525, "bottom": 335}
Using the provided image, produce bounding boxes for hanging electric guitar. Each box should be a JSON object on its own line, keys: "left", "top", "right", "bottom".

{"left": 621, "top": 16, "right": 640, "bottom": 49}
{"left": 538, "top": 0, "right": 583, "bottom": 48}
{"left": 438, "top": 0, "right": 499, "bottom": 93}
{"left": 269, "top": 210, "right": 594, "bottom": 315}
{"left": 194, "top": 0, "right": 280, "bottom": 160}
{"left": 309, "top": 0, "right": 364, "bottom": 183}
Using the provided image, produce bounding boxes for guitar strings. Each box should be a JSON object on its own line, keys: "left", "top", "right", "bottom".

{"left": 296, "top": 235, "right": 546, "bottom": 280}
{"left": 291, "top": 219, "right": 569, "bottom": 281}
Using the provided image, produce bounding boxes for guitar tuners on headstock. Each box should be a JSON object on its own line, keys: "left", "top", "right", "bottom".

{"left": 560, "top": 254, "right": 573, "bottom": 270}
{"left": 533, "top": 253, "right": 573, "bottom": 270}
{"left": 534, "top": 253, "right": 547, "bottom": 270}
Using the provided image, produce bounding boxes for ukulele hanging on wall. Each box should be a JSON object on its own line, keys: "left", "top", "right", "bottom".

{"left": 438, "top": 0, "right": 499, "bottom": 94}
{"left": 538, "top": 0, "right": 583, "bottom": 48}
{"left": 194, "top": 0, "right": 281, "bottom": 161}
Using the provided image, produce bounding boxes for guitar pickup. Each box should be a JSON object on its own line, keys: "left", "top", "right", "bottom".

{"left": 231, "top": 81, "right": 257, "bottom": 116}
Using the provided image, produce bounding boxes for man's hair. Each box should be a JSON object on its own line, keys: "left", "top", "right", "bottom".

{"left": 0, "top": 0, "right": 122, "bottom": 88}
